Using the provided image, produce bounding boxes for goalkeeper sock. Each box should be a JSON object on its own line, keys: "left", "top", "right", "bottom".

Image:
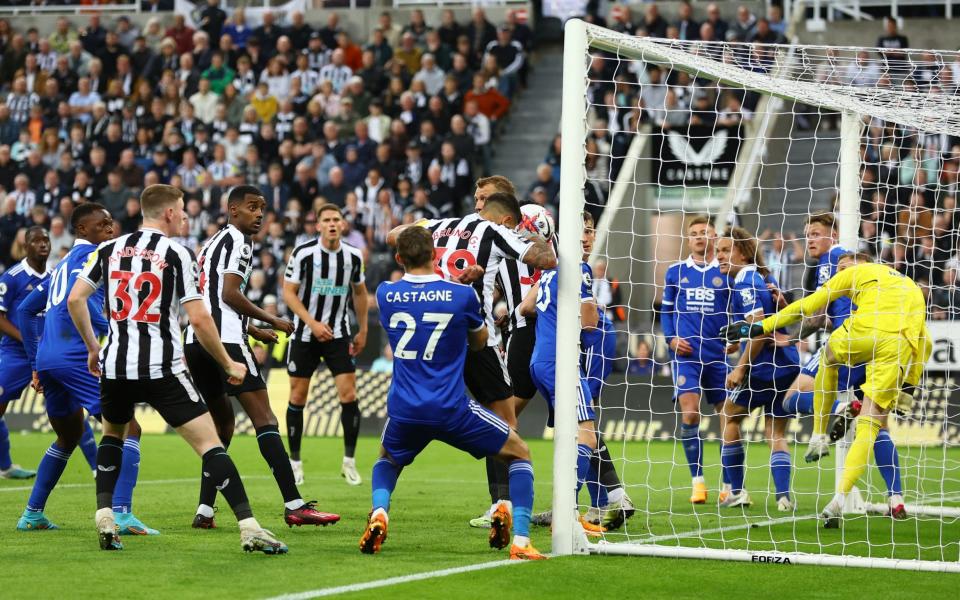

{"left": 256, "top": 425, "right": 301, "bottom": 504}
{"left": 112, "top": 436, "right": 140, "bottom": 513}
{"left": 79, "top": 420, "right": 98, "bottom": 471}
{"left": 340, "top": 401, "right": 360, "bottom": 459}
{"left": 95, "top": 436, "right": 124, "bottom": 510}
{"left": 813, "top": 358, "right": 839, "bottom": 436}
{"left": 485, "top": 456, "right": 511, "bottom": 504}
{"left": 680, "top": 423, "right": 703, "bottom": 479}
{"left": 371, "top": 457, "right": 400, "bottom": 512}
{"left": 0, "top": 418, "right": 11, "bottom": 470}
{"left": 597, "top": 440, "right": 621, "bottom": 505}
{"left": 202, "top": 447, "right": 253, "bottom": 521}
{"left": 874, "top": 428, "right": 903, "bottom": 495}
{"left": 770, "top": 450, "right": 791, "bottom": 498}
{"left": 587, "top": 452, "right": 602, "bottom": 508}
{"left": 721, "top": 443, "right": 745, "bottom": 494}
{"left": 576, "top": 444, "right": 593, "bottom": 494}
{"left": 286, "top": 403, "right": 304, "bottom": 461}
{"left": 839, "top": 416, "right": 882, "bottom": 494}
{"left": 508, "top": 460, "right": 534, "bottom": 538}
{"left": 27, "top": 442, "right": 72, "bottom": 512}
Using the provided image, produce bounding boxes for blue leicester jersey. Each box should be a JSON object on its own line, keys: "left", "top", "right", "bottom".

{"left": 377, "top": 273, "right": 484, "bottom": 424}
{"left": 662, "top": 257, "right": 729, "bottom": 363}
{"left": 24, "top": 242, "right": 108, "bottom": 371}
{"left": 0, "top": 259, "right": 48, "bottom": 357}
{"left": 731, "top": 266, "right": 800, "bottom": 382}
{"left": 532, "top": 264, "right": 594, "bottom": 365}
{"left": 817, "top": 245, "right": 853, "bottom": 329}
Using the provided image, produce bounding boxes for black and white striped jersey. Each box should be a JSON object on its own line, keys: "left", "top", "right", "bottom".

{"left": 78, "top": 227, "right": 202, "bottom": 380}
{"left": 496, "top": 259, "right": 541, "bottom": 331}
{"left": 421, "top": 214, "right": 532, "bottom": 346}
{"left": 284, "top": 239, "right": 365, "bottom": 342}
{"left": 185, "top": 224, "right": 253, "bottom": 345}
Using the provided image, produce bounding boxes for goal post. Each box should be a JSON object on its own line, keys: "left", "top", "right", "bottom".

{"left": 554, "top": 19, "right": 960, "bottom": 571}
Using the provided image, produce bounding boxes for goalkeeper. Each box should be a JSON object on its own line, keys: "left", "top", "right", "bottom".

{"left": 722, "top": 253, "right": 931, "bottom": 528}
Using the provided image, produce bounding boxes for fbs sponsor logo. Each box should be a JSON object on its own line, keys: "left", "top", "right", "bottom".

{"left": 751, "top": 554, "right": 792, "bottom": 564}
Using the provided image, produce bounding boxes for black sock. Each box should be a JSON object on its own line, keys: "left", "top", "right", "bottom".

{"left": 597, "top": 435, "right": 622, "bottom": 491}
{"left": 256, "top": 424, "right": 300, "bottom": 503}
{"left": 340, "top": 402, "right": 360, "bottom": 458}
{"left": 485, "top": 456, "right": 511, "bottom": 504}
{"left": 286, "top": 403, "right": 304, "bottom": 461}
{"left": 95, "top": 436, "right": 124, "bottom": 510}
{"left": 198, "top": 439, "right": 230, "bottom": 510}
{"left": 202, "top": 447, "right": 253, "bottom": 521}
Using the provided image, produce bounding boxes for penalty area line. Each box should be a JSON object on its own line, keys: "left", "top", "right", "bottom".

{"left": 263, "top": 559, "right": 527, "bottom": 599}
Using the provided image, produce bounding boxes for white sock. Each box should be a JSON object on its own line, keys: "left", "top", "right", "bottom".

{"left": 722, "top": 482, "right": 732, "bottom": 492}
{"left": 512, "top": 534, "right": 529, "bottom": 548}
{"left": 95, "top": 507, "right": 114, "bottom": 529}
{"left": 692, "top": 476, "right": 705, "bottom": 485}
{"left": 238, "top": 517, "right": 259, "bottom": 530}
{"left": 371, "top": 507, "right": 389, "bottom": 523}
{"left": 284, "top": 499, "right": 306, "bottom": 510}
{"left": 607, "top": 487, "right": 625, "bottom": 504}
{"left": 889, "top": 493, "right": 904, "bottom": 506}
{"left": 197, "top": 504, "right": 215, "bottom": 518}
{"left": 290, "top": 458, "right": 302, "bottom": 465}
{"left": 343, "top": 456, "right": 355, "bottom": 467}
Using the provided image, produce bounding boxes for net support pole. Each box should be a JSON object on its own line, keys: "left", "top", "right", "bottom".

{"left": 554, "top": 17, "right": 590, "bottom": 557}
{"left": 837, "top": 110, "right": 866, "bottom": 514}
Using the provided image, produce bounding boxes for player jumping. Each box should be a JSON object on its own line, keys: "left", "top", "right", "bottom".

{"left": 360, "top": 226, "right": 545, "bottom": 560}
{"left": 185, "top": 185, "right": 340, "bottom": 529}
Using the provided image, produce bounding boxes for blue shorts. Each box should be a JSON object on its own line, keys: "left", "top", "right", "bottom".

{"left": 582, "top": 334, "right": 616, "bottom": 401}
{"left": 0, "top": 353, "right": 31, "bottom": 404}
{"left": 729, "top": 376, "right": 796, "bottom": 418}
{"left": 800, "top": 348, "right": 867, "bottom": 392}
{"left": 671, "top": 357, "right": 728, "bottom": 406}
{"left": 38, "top": 364, "right": 101, "bottom": 419}
{"left": 381, "top": 399, "right": 510, "bottom": 467}
{"left": 530, "top": 360, "right": 596, "bottom": 426}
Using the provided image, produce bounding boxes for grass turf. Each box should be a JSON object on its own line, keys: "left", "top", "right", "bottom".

{"left": 0, "top": 433, "right": 956, "bottom": 599}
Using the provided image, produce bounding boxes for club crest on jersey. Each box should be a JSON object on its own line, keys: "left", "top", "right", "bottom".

{"left": 739, "top": 288, "right": 755, "bottom": 304}
{"left": 818, "top": 264, "right": 831, "bottom": 284}
{"left": 677, "top": 375, "right": 686, "bottom": 386}
{"left": 713, "top": 276, "right": 724, "bottom": 287}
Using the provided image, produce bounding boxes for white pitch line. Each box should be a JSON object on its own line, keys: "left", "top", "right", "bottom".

{"left": 629, "top": 513, "right": 820, "bottom": 544}
{"left": 263, "top": 559, "right": 526, "bottom": 600}
{"left": 0, "top": 475, "right": 272, "bottom": 493}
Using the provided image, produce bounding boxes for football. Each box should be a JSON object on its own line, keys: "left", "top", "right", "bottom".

{"left": 517, "top": 204, "right": 556, "bottom": 242}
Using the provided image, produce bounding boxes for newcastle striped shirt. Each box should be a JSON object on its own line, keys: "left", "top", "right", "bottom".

{"left": 185, "top": 224, "right": 253, "bottom": 345}
{"left": 78, "top": 227, "right": 202, "bottom": 380}
{"left": 284, "top": 239, "right": 365, "bottom": 341}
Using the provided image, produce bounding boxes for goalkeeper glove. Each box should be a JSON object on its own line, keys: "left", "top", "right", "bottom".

{"left": 720, "top": 321, "right": 764, "bottom": 342}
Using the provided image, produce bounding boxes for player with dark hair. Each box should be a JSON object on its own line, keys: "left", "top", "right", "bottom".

{"left": 361, "top": 226, "right": 545, "bottom": 560}
{"left": 0, "top": 225, "right": 50, "bottom": 480}
{"left": 185, "top": 185, "right": 340, "bottom": 529}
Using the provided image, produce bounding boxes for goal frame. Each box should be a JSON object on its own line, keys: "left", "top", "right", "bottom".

{"left": 553, "top": 17, "right": 960, "bottom": 572}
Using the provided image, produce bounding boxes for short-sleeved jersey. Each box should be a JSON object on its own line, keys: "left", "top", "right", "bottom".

{"left": 284, "top": 239, "right": 365, "bottom": 342}
{"left": 731, "top": 266, "right": 799, "bottom": 382}
{"left": 186, "top": 224, "right": 253, "bottom": 345}
{"left": 30, "top": 240, "right": 109, "bottom": 370}
{"left": 817, "top": 244, "right": 853, "bottom": 329}
{"left": 531, "top": 264, "right": 594, "bottom": 365}
{"left": 661, "top": 257, "right": 729, "bottom": 363}
{"left": 0, "top": 258, "right": 49, "bottom": 357}
{"left": 580, "top": 262, "right": 614, "bottom": 351}
{"left": 78, "top": 227, "right": 202, "bottom": 380}
{"left": 421, "top": 214, "right": 532, "bottom": 347}
{"left": 377, "top": 273, "right": 484, "bottom": 424}
{"left": 496, "top": 257, "right": 540, "bottom": 331}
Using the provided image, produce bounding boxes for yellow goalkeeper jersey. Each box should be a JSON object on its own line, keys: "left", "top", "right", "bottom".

{"left": 760, "top": 262, "right": 927, "bottom": 348}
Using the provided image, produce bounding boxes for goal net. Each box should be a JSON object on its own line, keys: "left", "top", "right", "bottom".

{"left": 553, "top": 19, "right": 960, "bottom": 571}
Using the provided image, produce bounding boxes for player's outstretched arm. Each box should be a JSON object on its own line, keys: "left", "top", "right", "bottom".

{"left": 184, "top": 299, "right": 247, "bottom": 384}
{"left": 222, "top": 272, "right": 294, "bottom": 334}
{"left": 580, "top": 298, "right": 599, "bottom": 330}
{"left": 67, "top": 279, "right": 101, "bottom": 377}
{"left": 520, "top": 239, "right": 558, "bottom": 270}
{"left": 386, "top": 223, "right": 414, "bottom": 248}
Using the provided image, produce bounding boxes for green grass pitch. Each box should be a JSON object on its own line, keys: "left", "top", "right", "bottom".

{"left": 0, "top": 433, "right": 956, "bottom": 599}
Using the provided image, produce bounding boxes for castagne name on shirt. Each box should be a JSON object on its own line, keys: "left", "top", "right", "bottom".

{"left": 383, "top": 289, "right": 454, "bottom": 303}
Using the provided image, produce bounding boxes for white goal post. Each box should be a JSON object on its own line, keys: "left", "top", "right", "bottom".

{"left": 554, "top": 18, "right": 960, "bottom": 572}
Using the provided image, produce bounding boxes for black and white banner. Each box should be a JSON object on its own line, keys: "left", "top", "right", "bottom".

{"left": 654, "top": 124, "right": 743, "bottom": 188}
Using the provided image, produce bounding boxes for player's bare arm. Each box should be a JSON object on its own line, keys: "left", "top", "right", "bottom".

{"left": 581, "top": 298, "right": 599, "bottom": 330}
{"left": 222, "top": 272, "right": 294, "bottom": 334}
{"left": 521, "top": 238, "right": 558, "bottom": 270}
{"left": 282, "top": 280, "right": 333, "bottom": 341}
{"left": 386, "top": 223, "right": 414, "bottom": 247}
{"left": 518, "top": 281, "right": 539, "bottom": 318}
{"left": 0, "top": 310, "right": 22, "bottom": 342}
{"left": 66, "top": 278, "right": 102, "bottom": 378}
{"left": 184, "top": 299, "right": 247, "bottom": 385}
{"left": 247, "top": 323, "right": 279, "bottom": 344}
{"left": 467, "top": 324, "right": 488, "bottom": 351}
{"left": 352, "top": 281, "right": 369, "bottom": 355}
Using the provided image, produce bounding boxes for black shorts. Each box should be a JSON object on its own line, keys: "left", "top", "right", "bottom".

{"left": 184, "top": 342, "right": 266, "bottom": 401}
{"left": 100, "top": 373, "right": 208, "bottom": 428}
{"left": 464, "top": 345, "right": 513, "bottom": 405}
{"left": 287, "top": 337, "right": 356, "bottom": 378}
{"left": 506, "top": 325, "right": 537, "bottom": 400}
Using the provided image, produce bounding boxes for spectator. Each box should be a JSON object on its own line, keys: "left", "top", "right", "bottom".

{"left": 527, "top": 163, "right": 560, "bottom": 204}
{"left": 675, "top": 1, "right": 700, "bottom": 41}
{"left": 392, "top": 33, "right": 423, "bottom": 76}
{"left": 727, "top": 5, "right": 758, "bottom": 42}
{"left": 464, "top": 73, "right": 509, "bottom": 123}
{"left": 166, "top": 14, "right": 195, "bottom": 56}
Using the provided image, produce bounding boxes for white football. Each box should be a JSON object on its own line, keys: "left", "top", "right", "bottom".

{"left": 517, "top": 204, "right": 556, "bottom": 242}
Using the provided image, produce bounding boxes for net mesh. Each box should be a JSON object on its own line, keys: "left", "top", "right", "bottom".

{"left": 574, "top": 24, "right": 960, "bottom": 566}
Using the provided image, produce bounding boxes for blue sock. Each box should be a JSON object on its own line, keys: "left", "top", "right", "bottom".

{"left": 586, "top": 462, "right": 601, "bottom": 508}
{"left": 508, "top": 460, "right": 534, "bottom": 538}
{"left": 786, "top": 391, "right": 814, "bottom": 414}
{"left": 680, "top": 423, "right": 703, "bottom": 478}
{"left": 770, "top": 450, "right": 791, "bottom": 498}
{"left": 0, "top": 418, "right": 11, "bottom": 470}
{"left": 721, "top": 443, "right": 745, "bottom": 494}
{"left": 26, "top": 443, "right": 72, "bottom": 512}
{"left": 112, "top": 436, "right": 140, "bottom": 513}
{"left": 79, "top": 420, "right": 98, "bottom": 471}
{"left": 576, "top": 444, "right": 592, "bottom": 495}
{"left": 874, "top": 429, "right": 902, "bottom": 495}
{"left": 371, "top": 457, "right": 400, "bottom": 512}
